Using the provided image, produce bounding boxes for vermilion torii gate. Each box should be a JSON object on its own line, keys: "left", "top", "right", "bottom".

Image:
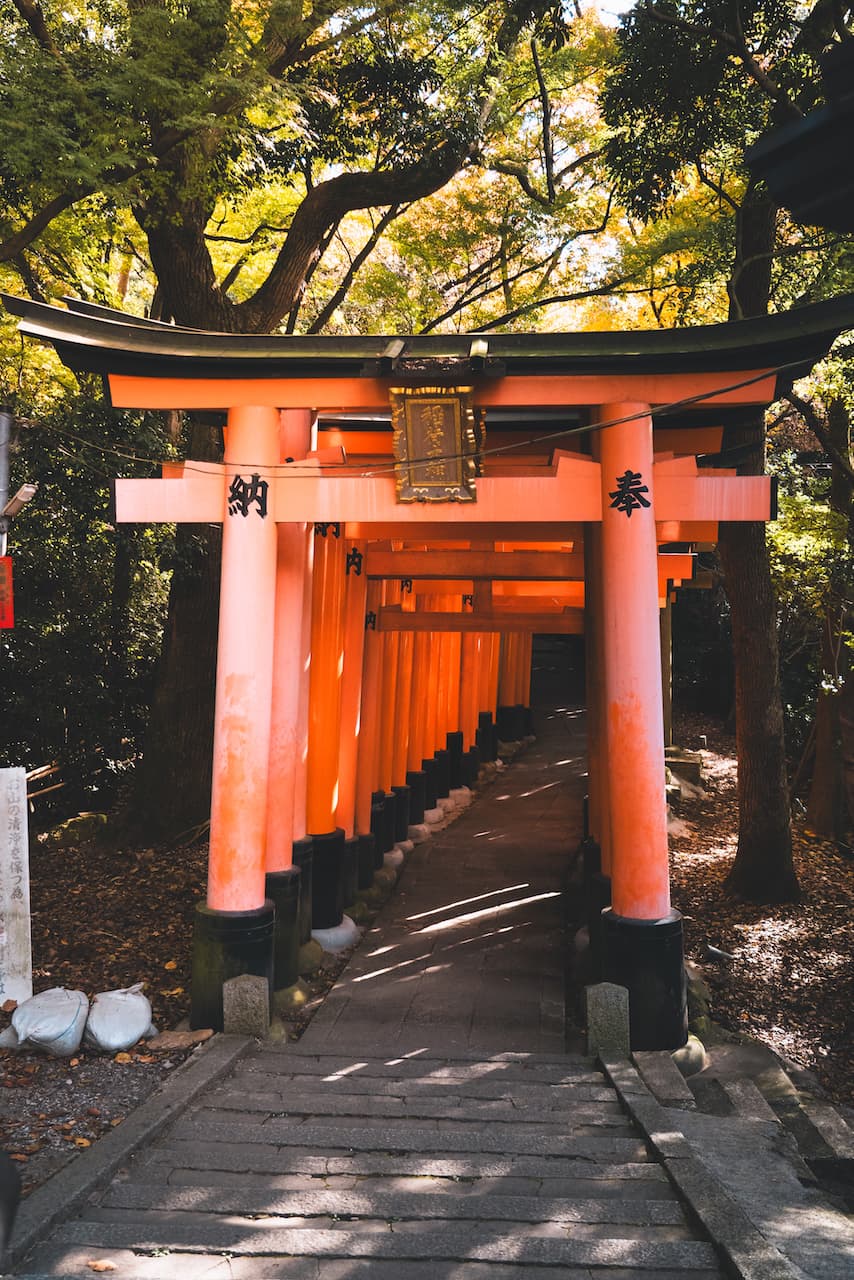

{"left": 5, "top": 292, "right": 854, "bottom": 1049}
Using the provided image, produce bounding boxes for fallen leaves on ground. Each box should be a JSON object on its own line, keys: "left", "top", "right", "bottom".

{"left": 670, "top": 712, "right": 854, "bottom": 1106}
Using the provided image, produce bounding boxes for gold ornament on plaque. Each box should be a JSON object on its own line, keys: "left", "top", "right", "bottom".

{"left": 390, "top": 386, "right": 484, "bottom": 503}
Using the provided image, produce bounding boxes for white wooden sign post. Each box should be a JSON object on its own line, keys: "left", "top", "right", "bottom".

{"left": 0, "top": 768, "right": 32, "bottom": 1003}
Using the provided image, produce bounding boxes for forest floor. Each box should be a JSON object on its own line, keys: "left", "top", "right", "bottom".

{"left": 2, "top": 709, "right": 853, "bottom": 1200}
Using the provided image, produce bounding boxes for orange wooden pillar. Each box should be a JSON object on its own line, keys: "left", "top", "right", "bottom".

{"left": 459, "top": 631, "right": 481, "bottom": 784}
{"left": 582, "top": 516, "right": 613, "bottom": 976}
{"left": 355, "top": 580, "right": 384, "bottom": 877}
{"left": 475, "top": 628, "right": 499, "bottom": 763}
{"left": 598, "top": 403, "right": 686, "bottom": 1050}
{"left": 305, "top": 523, "right": 348, "bottom": 933}
{"left": 377, "top": 579, "right": 408, "bottom": 848}
{"left": 338, "top": 537, "right": 371, "bottom": 895}
{"left": 191, "top": 404, "right": 279, "bottom": 1030}
{"left": 391, "top": 594, "right": 416, "bottom": 836}
{"left": 264, "top": 409, "right": 313, "bottom": 991}
{"left": 441, "top": 593, "right": 465, "bottom": 791}
{"left": 406, "top": 607, "right": 431, "bottom": 823}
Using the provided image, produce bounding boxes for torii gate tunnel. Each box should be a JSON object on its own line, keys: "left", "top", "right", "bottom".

{"left": 6, "top": 293, "right": 854, "bottom": 1051}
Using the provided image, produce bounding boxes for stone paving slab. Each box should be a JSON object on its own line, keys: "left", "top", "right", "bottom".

{"left": 226, "top": 1066, "right": 616, "bottom": 1099}
{"left": 16, "top": 1247, "right": 726, "bottom": 1280}
{"left": 150, "top": 1168, "right": 677, "bottom": 1201}
{"left": 166, "top": 1115, "right": 652, "bottom": 1158}
{"left": 102, "top": 1183, "right": 688, "bottom": 1225}
{"left": 135, "top": 1142, "right": 665, "bottom": 1181}
{"left": 39, "top": 1220, "right": 724, "bottom": 1269}
{"left": 201, "top": 1088, "right": 630, "bottom": 1122}
{"left": 258, "top": 1046, "right": 595, "bottom": 1071}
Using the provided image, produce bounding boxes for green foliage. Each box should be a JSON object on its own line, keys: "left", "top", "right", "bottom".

{"left": 0, "top": 396, "right": 174, "bottom": 813}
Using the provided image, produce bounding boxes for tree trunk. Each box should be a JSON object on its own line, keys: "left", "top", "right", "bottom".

{"left": 718, "top": 518, "right": 800, "bottom": 900}
{"left": 719, "top": 187, "right": 799, "bottom": 902}
{"left": 128, "top": 412, "right": 223, "bottom": 840}
{"left": 805, "top": 397, "right": 853, "bottom": 840}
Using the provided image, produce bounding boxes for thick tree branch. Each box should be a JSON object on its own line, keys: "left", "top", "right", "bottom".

{"left": 531, "top": 38, "right": 555, "bottom": 202}
{"left": 0, "top": 187, "right": 94, "bottom": 263}
{"left": 236, "top": 144, "right": 470, "bottom": 330}
{"left": 308, "top": 203, "right": 407, "bottom": 333}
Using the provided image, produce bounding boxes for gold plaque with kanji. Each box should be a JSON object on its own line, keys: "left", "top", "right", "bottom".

{"left": 390, "top": 386, "right": 482, "bottom": 503}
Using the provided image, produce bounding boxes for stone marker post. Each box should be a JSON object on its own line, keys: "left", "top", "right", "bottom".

{"left": 0, "top": 768, "right": 32, "bottom": 1003}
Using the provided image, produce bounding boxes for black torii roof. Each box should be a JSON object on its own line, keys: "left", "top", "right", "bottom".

{"left": 3, "top": 293, "right": 854, "bottom": 395}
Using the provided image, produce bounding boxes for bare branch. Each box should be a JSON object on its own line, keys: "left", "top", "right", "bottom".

{"left": 471, "top": 274, "right": 646, "bottom": 331}
{"left": 787, "top": 391, "right": 854, "bottom": 487}
{"left": 694, "top": 158, "right": 740, "bottom": 213}
{"left": 645, "top": 4, "right": 802, "bottom": 121}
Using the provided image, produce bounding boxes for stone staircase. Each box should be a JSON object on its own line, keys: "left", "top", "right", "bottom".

{"left": 13, "top": 1046, "right": 727, "bottom": 1278}
{"left": 626, "top": 1046, "right": 854, "bottom": 1279}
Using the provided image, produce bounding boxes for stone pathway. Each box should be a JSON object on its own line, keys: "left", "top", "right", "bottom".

{"left": 9, "top": 690, "right": 733, "bottom": 1277}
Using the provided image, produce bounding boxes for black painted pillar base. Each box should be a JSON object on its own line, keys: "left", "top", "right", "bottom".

{"left": 380, "top": 791, "right": 397, "bottom": 853}
{"left": 582, "top": 792, "right": 590, "bottom": 840}
{"left": 476, "top": 711, "right": 498, "bottom": 762}
{"left": 357, "top": 833, "right": 377, "bottom": 890}
{"left": 602, "top": 908, "right": 688, "bottom": 1051}
{"left": 512, "top": 704, "right": 527, "bottom": 740}
{"left": 310, "top": 828, "right": 345, "bottom": 930}
{"left": 264, "top": 868, "right": 301, "bottom": 993}
{"left": 523, "top": 705, "right": 534, "bottom": 736}
{"left": 580, "top": 838, "right": 610, "bottom": 979}
{"left": 446, "top": 731, "right": 464, "bottom": 788}
{"left": 190, "top": 900, "right": 275, "bottom": 1031}
{"left": 292, "top": 837, "right": 314, "bottom": 946}
{"left": 342, "top": 837, "right": 359, "bottom": 908}
{"left": 434, "top": 748, "right": 451, "bottom": 799}
{"left": 370, "top": 790, "right": 388, "bottom": 865}
{"left": 391, "top": 784, "right": 410, "bottom": 843}
{"left": 422, "top": 758, "right": 438, "bottom": 809}
{"left": 462, "top": 746, "right": 480, "bottom": 788}
{"left": 496, "top": 705, "right": 514, "bottom": 741}
{"left": 406, "top": 770, "right": 426, "bottom": 824}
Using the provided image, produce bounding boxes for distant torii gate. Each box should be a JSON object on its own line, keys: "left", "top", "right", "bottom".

{"left": 5, "top": 292, "right": 853, "bottom": 1049}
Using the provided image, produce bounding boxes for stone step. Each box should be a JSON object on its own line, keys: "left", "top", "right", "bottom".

{"left": 168, "top": 1116, "right": 650, "bottom": 1158}
{"left": 135, "top": 1141, "right": 664, "bottom": 1181}
{"left": 14, "top": 1245, "right": 727, "bottom": 1280}
{"left": 102, "top": 1182, "right": 690, "bottom": 1225}
{"left": 201, "top": 1089, "right": 630, "bottom": 1123}
{"left": 230, "top": 1065, "right": 613, "bottom": 1100}
{"left": 632, "top": 1051, "right": 696, "bottom": 1111}
{"left": 41, "top": 1217, "right": 724, "bottom": 1269}
{"left": 155, "top": 1167, "right": 679, "bottom": 1201}
{"left": 720, "top": 1079, "right": 781, "bottom": 1124}
{"left": 252, "top": 1048, "right": 600, "bottom": 1081}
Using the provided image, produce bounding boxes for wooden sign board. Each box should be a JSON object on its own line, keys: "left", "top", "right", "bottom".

{"left": 390, "top": 386, "right": 482, "bottom": 503}
{"left": 0, "top": 557, "right": 13, "bottom": 629}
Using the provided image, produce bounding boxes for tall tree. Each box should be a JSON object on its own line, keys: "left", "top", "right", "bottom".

{"left": 600, "top": 0, "right": 853, "bottom": 901}
{"left": 0, "top": 0, "right": 581, "bottom": 835}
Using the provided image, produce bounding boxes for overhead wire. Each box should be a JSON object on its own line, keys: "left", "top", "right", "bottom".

{"left": 18, "top": 356, "right": 806, "bottom": 481}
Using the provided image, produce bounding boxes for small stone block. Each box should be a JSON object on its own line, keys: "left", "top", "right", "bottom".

{"left": 586, "top": 982, "right": 630, "bottom": 1059}
{"left": 221, "top": 973, "right": 270, "bottom": 1038}
{"left": 633, "top": 1050, "right": 696, "bottom": 1110}
{"left": 408, "top": 823, "right": 430, "bottom": 843}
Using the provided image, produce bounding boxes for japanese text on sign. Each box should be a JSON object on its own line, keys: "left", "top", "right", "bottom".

{"left": 609, "top": 470, "right": 650, "bottom": 518}
{"left": 228, "top": 474, "right": 269, "bottom": 519}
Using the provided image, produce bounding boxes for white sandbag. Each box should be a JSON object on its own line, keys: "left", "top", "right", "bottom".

{"left": 12, "top": 987, "right": 89, "bottom": 1057}
{"left": 83, "top": 983, "right": 152, "bottom": 1053}
{"left": 0, "top": 1025, "right": 20, "bottom": 1050}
